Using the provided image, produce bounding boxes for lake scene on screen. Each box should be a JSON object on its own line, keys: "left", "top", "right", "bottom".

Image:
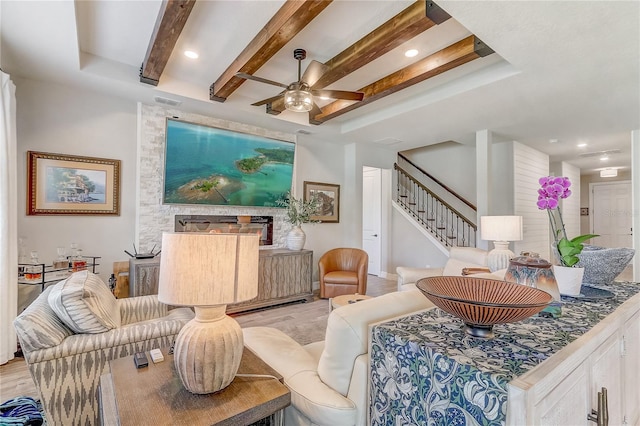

{"left": 163, "top": 119, "right": 295, "bottom": 207}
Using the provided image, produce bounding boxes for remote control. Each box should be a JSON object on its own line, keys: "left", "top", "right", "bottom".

{"left": 134, "top": 351, "right": 149, "bottom": 369}
{"left": 149, "top": 348, "right": 164, "bottom": 363}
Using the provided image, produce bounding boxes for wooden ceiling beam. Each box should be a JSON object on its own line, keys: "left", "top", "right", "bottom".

{"left": 209, "top": 0, "right": 333, "bottom": 102}
{"left": 310, "top": 35, "right": 493, "bottom": 124}
{"left": 267, "top": 0, "right": 450, "bottom": 115}
{"left": 140, "top": 0, "right": 196, "bottom": 86}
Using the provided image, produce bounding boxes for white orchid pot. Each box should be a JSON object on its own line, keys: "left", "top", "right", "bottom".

{"left": 552, "top": 265, "right": 584, "bottom": 296}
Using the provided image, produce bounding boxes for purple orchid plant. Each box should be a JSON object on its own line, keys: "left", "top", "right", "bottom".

{"left": 537, "top": 176, "right": 598, "bottom": 267}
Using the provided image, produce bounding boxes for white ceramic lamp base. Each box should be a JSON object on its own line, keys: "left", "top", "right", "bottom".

{"left": 487, "top": 241, "right": 515, "bottom": 272}
{"left": 173, "top": 305, "right": 243, "bottom": 394}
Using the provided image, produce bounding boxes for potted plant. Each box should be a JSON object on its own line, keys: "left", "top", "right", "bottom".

{"left": 536, "top": 176, "right": 598, "bottom": 295}
{"left": 277, "top": 192, "right": 320, "bottom": 250}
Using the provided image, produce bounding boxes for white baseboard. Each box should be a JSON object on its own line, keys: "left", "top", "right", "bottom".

{"left": 377, "top": 271, "right": 397, "bottom": 281}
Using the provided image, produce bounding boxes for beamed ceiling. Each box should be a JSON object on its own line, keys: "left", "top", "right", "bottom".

{"left": 140, "top": 0, "right": 494, "bottom": 126}
{"left": 1, "top": 0, "right": 639, "bottom": 174}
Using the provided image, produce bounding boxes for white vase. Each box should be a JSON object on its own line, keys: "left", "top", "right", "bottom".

{"left": 553, "top": 265, "right": 584, "bottom": 296}
{"left": 286, "top": 225, "right": 306, "bottom": 251}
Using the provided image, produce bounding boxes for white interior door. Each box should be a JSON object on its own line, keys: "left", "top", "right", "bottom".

{"left": 362, "top": 167, "right": 381, "bottom": 275}
{"left": 590, "top": 181, "right": 632, "bottom": 248}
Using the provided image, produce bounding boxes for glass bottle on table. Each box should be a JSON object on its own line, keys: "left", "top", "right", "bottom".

{"left": 25, "top": 251, "right": 43, "bottom": 281}
{"left": 53, "top": 247, "right": 68, "bottom": 269}
{"left": 72, "top": 248, "right": 87, "bottom": 272}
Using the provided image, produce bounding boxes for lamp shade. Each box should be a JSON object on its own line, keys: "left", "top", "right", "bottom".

{"left": 158, "top": 232, "right": 259, "bottom": 306}
{"left": 480, "top": 216, "right": 523, "bottom": 242}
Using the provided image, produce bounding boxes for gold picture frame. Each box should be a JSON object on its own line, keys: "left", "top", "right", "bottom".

{"left": 27, "top": 151, "right": 121, "bottom": 215}
{"left": 304, "top": 181, "right": 340, "bottom": 223}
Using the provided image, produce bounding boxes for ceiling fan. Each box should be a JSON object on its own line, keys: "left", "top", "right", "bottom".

{"left": 236, "top": 48, "right": 364, "bottom": 116}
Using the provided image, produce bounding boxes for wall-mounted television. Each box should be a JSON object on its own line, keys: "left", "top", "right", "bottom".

{"left": 163, "top": 119, "right": 295, "bottom": 207}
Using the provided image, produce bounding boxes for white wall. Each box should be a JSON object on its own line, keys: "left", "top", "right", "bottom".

{"left": 390, "top": 206, "right": 448, "bottom": 271}
{"left": 513, "top": 141, "right": 550, "bottom": 258}
{"left": 549, "top": 161, "right": 581, "bottom": 242}
{"left": 490, "top": 141, "right": 515, "bottom": 215}
{"left": 13, "top": 78, "right": 359, "bottom": 286}
{"left": 15, "top": 78, "right": 137, "bottom": 276}
{"left": 403, "top": 141, "right": 477, "bottom": 204}
{"left": 632, "top": 129, "right": 639, "bottom": 282}
{"left": 294, "top": 134, "right": 348, "bottom": 281}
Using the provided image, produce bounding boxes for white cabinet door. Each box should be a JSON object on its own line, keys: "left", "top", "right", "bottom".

{"left": 535, "top": 362, "right": 590, "bottom": 425}
{"left": 623, "top": 311, "right": 640, "bottom": 425}
{"left": 508, "top": 292, "right": 640, "bottom": 426}
{"left": 590, "top": 332, "right": 623, "bottom": 425}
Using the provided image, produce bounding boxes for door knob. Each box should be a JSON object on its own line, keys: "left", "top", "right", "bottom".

{"left": 372, "top": 234, "right": 378, "bottom": 237}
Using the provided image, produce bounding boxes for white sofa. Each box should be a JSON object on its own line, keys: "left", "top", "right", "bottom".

{"left": 243, "top": 290, "right": 434, "bottom": 426}
{"left": 396, "top": 246, "right": 496, "bottom": 291}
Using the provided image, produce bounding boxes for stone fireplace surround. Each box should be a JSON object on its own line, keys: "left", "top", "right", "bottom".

{"left": 135, "top": 104, "right": 296, "bottom": 252}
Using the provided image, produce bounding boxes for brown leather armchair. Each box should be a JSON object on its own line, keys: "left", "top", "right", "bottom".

{"left": 319, "top": 248, "right": 369, "bottom": 298}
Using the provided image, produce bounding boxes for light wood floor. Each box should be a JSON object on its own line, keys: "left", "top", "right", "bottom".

{"left": 0, "top": 275, "right": 397, "bottom": 403}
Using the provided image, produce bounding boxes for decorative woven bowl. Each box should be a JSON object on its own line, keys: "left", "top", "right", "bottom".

{"left": 416, "top": 276, "right": 553, "bottom": 338}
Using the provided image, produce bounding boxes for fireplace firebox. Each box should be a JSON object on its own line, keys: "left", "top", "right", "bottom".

{"left": 174, "top": 215, "right": 273, "bottom": 246}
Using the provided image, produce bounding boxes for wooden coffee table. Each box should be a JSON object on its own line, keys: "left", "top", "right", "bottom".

{"left": 99, "top": 347, "right": 290, "bottom": 426}
{"left": 330, "top": 293, "right": 372, "bottom": 310}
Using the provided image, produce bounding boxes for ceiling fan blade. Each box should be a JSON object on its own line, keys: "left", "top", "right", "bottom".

{"left": 302, "top": 60, "right": 329, "bottom": 87}
{"left": 236, "top": 72, "right": 289, "bottom": 89}
{"left": 309, "top": 102, "right": 323, "bottom": 118}
{"left": 312, "top": 89, "right": 364, "bottom": 101}
{"left": 251, "top": 92, "right": 285, "bottom": 107}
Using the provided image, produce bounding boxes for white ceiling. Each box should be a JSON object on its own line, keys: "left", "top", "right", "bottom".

{"left": 1, "top": 0, "right": 638, "bottom": 176}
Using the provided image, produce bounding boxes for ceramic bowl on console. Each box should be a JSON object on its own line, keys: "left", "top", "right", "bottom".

{"left": 416, "top": 276, "right": 553, "bottom": 338}
{"left": 576, "top": 245, "right": 635, "bottom": 285}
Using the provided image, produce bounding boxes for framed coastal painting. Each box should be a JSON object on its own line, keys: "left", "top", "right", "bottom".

{"left": 27, "top": 151, "right": 121, "bottom": 215}
{"left": 304, "top": 181, "right": 340, "bottom": 223}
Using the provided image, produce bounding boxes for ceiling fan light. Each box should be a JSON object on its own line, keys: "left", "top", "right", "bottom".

{"left": 284, "top": 89, "right": 313, "bottom": 112}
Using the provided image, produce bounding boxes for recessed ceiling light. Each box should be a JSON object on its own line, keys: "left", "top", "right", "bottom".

{"left": 577, "top": 143, "right": 587, "bottom": 147}
{"left": 549, "top": 139, "right": 558, "bottom": 144}
{"left": 405, "top": 49, "right": 418, "bottom": 58}
{"left": 184, "top": 50, "right": 199, "bottom": 59}
{"left": 600, "top": 156, "right": 609, "bottom": 161}
{"left": 600, "top": 169, "right": 617, "bottom": 177}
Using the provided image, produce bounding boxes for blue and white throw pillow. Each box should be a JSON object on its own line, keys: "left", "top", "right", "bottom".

{"left": 48, "top": 270, "right": 121, "bottom": 334}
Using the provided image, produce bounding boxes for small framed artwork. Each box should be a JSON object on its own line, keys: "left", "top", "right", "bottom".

{"left": 304, "top": 181, "right": 340, "bottom": 223}
{"left": 27, "top": 151, "right": 121, "bottom": 215}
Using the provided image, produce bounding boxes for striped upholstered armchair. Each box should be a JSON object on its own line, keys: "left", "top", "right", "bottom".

{"left": 14, "top": 273, "right": 194, "bottom": 426}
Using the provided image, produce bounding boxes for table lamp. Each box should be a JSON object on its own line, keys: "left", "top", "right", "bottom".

{"left": 158, "top": 232, "right": 259, "bottom": 394}
{"left": 480, "top": 215, "right": 523, "bottom": 272}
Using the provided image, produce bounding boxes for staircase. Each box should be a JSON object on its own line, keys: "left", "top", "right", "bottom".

{"left": 395, "top": 153, "right": 477, "bottom": 248}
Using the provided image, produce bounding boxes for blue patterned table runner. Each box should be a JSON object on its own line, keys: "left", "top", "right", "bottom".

{"left": 369, "top": 282, "right": 640, "bottom": 426}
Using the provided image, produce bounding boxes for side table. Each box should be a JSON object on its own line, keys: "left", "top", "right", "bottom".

{"left": 330, "top": 294, "right": 372, "bottom": 311}
{"left": 99, "top": 347, "right": 290, "bottom": 426}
